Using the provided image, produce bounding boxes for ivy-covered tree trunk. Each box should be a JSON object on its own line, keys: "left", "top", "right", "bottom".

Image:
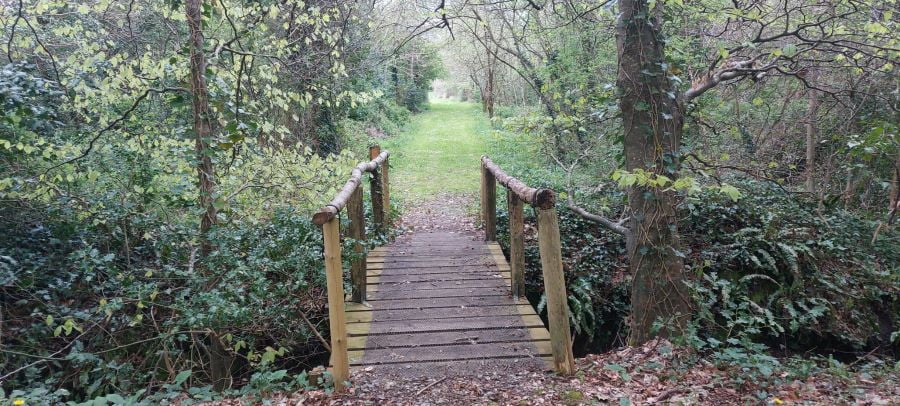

{"left": 615, "top": 0, "right": 691, "bottom": 345}
{"left": 185, "top": 0, "right": 231, "bottom": 390}
{"left": 390, "top": 64, "right": 401, "bottom": 105}
{"left": 185, "top": 0, "right": 218, "bottom": 259}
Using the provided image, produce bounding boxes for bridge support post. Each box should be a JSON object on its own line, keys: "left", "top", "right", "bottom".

{"left": 507, "top": 189, "right": 525, "bottom": 298}
{"left": 347, "top": 185, "right": 367, "bottom": 303}
{"left": 322, "top": 216, "right": 350, "bottom": 391}
{"left": 536, "top": 207, "right": 576, "bottom": 375}
{"left": 382, "top": 152, "right": 390, "bottom": 226}
{"left": 481, "top": 161, "right": 497, "bottom": 241}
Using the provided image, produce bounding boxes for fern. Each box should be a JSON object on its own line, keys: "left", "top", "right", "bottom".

{"left": 739, "top": 273, "right": 781, "bottom": 287}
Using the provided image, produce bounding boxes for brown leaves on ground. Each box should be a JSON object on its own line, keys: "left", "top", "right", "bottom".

{"left": 395, "top": 194, "right": 481, "bottom": 235}
{"left": 242, "top": 339, "right": 898, "bottom": 405}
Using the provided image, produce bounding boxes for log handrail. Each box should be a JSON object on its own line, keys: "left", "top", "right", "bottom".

{"left": 312, "top": 145, "right": 389, "bottom": 392}
{"left": 482, "top": 156, "right": 556, "bottom": 209}
{"left": 480, "top": 156, "right": 576, "bottom": 376}
{"left": 313, "top": 150, "right": 389, "bottom": 225}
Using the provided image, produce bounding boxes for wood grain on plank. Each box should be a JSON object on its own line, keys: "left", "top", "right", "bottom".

{"left": 346, "top": 304, "right": 538, "bottom": 323}
{"left": 349, "top": 315, "right": 545, "bottom": 336}
{"left": 349, "top": 357, "right": 552, "bottom": 376}
{"left": 367, "top": 278, "right": 511, "bottom": 292}
{"left": 356, "top": 295, "right": 529, "bottom": 310}
{"left": 367, "top": 263, "right": 510, "bottom": 272}
{"left": 351, "top": 231, "right": 554, "bottom": 375}
{"left": 349, "top": 341, "right": 552, "bottom": 365}
{"left": 347, "top": 327, "right": 550, "bottom": 350}
{"left": 368, "top": 271, "right": 510, "bottom": 284}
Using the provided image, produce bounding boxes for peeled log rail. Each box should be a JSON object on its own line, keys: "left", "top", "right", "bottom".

{"left": 313, "top": 151, "right": 389, "bottom": 225}
{"left": 481, "top": 156, "right": 556, "bottom": 209}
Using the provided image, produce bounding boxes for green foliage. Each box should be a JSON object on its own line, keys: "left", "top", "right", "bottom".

{"left": 496, "top": 200, "right": 630, "bottom": 352}
{"left": 489, "top": 121, "right": 629, "bottom": 351}
{"left": 0, "top": 1, "right": 410, "bottom": 402}
{"left": 388, "top": 43, "right": 444, "bottom": 113}
{"left": 492, "top": 123, "right": 897, "bottom": 360}
{"left": 0, "top": 64, "right": 62, "bottom": 134}
{"left": 682, "top": 179, "right": 899, "bottom": 350}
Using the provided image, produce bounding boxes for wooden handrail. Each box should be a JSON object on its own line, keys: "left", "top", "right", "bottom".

{"left": 480, "top": 156, "right": 576, "bottom": 376}
{"left": 312, "top": 145, "right": 390, "bottom": 392}
{"left": 313, "top": 150, "right": 389, "bottom": 225}
{"left": 482, "top": 156, "right": 556, "bottom": 209}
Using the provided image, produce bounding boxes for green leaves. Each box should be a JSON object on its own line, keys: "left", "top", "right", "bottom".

{"left": 781, "top": 43, "right": 798, "bottom": 58}
{"left": 53, "top": 319, "right": 83, "bottom": 337}
{"left": 718, "top": 184, "right": 741, "bottom": 202}
{"left": 611, "top": 169, "right": 707, "bottom": 196}
{"left": 718, "top": 46, "right": 730, "bottom": 59}
{"left": 174, "top": 370, "right": 192, "bottom": 386}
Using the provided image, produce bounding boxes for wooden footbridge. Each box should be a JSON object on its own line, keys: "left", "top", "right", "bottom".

{"left": 312, "top": 146, "right": 575, "bottom": 390}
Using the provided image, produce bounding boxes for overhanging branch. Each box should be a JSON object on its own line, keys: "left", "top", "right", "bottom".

{"left": 548, "top": 151, "right": 629, "bottom": 236}
{"left": 566, "top": 195, "right": 629, "bottom": 236}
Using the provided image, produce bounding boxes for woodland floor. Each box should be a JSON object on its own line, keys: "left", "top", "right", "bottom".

{"left": 225, "top": 101, "right": 899, "bottom": 405}
{"left": 254, "top": 338, "right": 899, "bottom": 405}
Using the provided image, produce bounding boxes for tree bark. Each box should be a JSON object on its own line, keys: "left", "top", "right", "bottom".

{"left": 185, "top": 0, "right": 230, "bottom": 389}
{"left": 185, "top": 0, "right": 217, "bottom": 259}
{"left": 805, "top": 74, "right": 820, "bottom": 194}
{"left": 391, "top": 64, "right": 401, "bottom": 105}
{"left": 616, "top": 0, "right": 691, "bottom": 345}
{"left": 485, "top": 50, "right": 495, "bottom": 118}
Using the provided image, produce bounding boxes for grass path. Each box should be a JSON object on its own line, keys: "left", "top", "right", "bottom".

{"left": 381, "top": 100, "right": 491, "bottom": 205}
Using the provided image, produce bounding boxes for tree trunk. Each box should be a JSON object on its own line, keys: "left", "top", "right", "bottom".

{"left": 888, "top": 161, "right": 899, "bottom": 224}
{"left": 616, "top": 0, "right": 691, "bottom": 345}
{"left": 391, "top": 64, "right": 401, "bottom": 105}
{"left": 843, "top": 165, "right": 859, "bottom": 208}
{"left": 185, "top": 0, "right": 217, "bottom": 258}
{"left": 185, "top": 0, "right": 230, "bottom": 390}
{"left": 805, "top": 76, "right": 820, "bottom": 194}
{"left": 485, "top": 48, "right": 495, "bottom": 118}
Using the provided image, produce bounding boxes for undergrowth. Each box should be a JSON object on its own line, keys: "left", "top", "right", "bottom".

{"left": 488, "top": 120, "right": 898, "bottom": 378}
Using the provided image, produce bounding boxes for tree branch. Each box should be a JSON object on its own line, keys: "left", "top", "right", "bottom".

{"left": 548, "top": 151, "right": 629, "bottom": 236}
{"left": 45, "top": 87, "right": 187, "bottom": 173}
{"left": 566, "top": 196, "right": 629, "bottom": 236}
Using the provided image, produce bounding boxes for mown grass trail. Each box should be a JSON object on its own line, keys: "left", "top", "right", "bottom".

{"left": 382, "top": 100, "right": 491, "bottom": 204}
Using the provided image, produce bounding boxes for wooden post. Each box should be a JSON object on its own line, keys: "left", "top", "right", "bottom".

{"left": 481, "top": 162, "right": 496, "bottom": 241}
{"left": 536, "top": 207, "right": 575, "bottom": 375}
{"left": 322, "top": 217, "right": 350, "bottom": 390}
{"left": 508, "top": 189, "right": 525, "bottom": 298}
{"left": 347, "top": 185, "right": 366, "bottom": 303}
{"left": 369, "top": 145, "right": 385, "bottom": 232}
{"left": 382, "top": 153, "right": 390, "bottom": 226}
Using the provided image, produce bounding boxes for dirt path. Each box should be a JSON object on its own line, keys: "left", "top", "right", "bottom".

{"left": 244, "top": 337, "right": 899, "bottom": 405}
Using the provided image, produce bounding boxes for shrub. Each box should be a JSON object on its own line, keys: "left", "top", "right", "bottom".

{"left": 496, "top": 202, "right": 630, "bottom": 354}
{"left": 681, "top": 179, "right": 899, "bottom": 352}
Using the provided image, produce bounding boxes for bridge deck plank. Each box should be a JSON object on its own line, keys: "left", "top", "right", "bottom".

{"left": 343, "top": 232, "right": 552, "bottom": 376}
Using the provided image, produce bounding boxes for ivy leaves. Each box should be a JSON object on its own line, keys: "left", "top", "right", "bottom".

{"left": 611, "top": 168, "right": 741, "bottom": 201}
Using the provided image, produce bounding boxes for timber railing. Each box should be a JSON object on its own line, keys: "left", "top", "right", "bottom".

{"left": 480, "top": 156, "right": 576, "bottom": 375}
{"left": 312, "top": 145, "right": 390, "bottom": 391}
